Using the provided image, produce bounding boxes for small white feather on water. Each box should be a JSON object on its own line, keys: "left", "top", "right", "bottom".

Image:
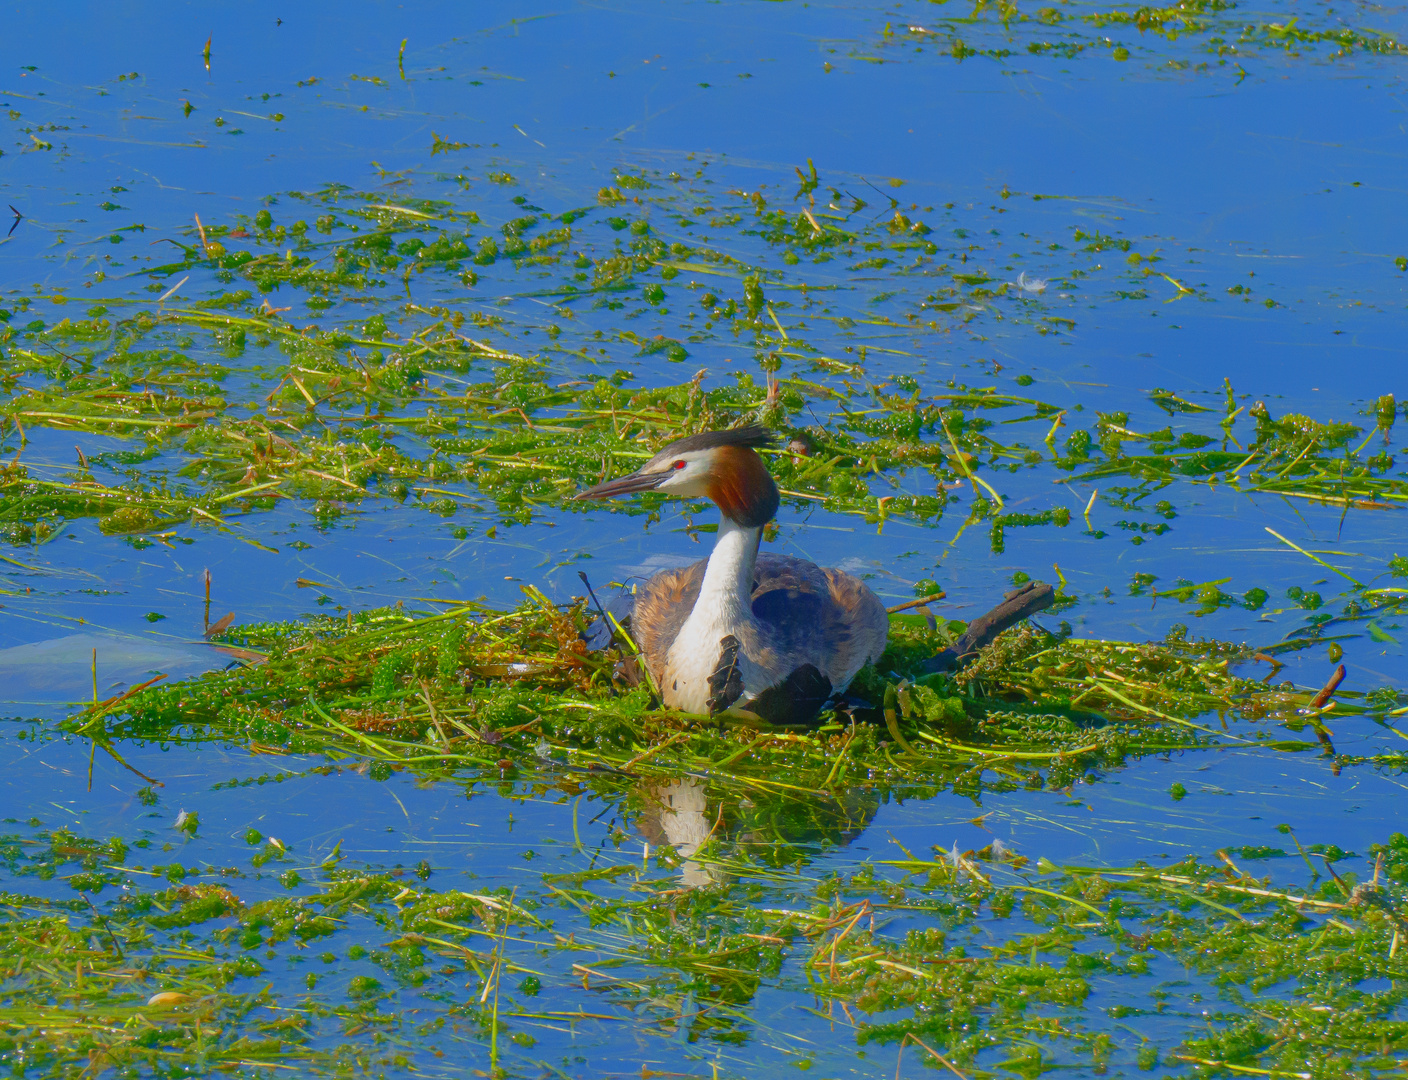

{"left": 1014, "top": 271, "right": 1047, "bottom": 294}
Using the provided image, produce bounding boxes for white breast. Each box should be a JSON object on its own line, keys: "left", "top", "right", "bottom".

{"left": 657, "top": 518, "right": 771, "bottom": 714}
{"left": 662, "top": 617, "right": 720, "bottom": 713}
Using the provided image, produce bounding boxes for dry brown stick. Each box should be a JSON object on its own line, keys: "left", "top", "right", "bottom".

{"left": 886, "top": 591, "right": 946, "bottom": 615}
{"left": 1253, "top": 652, "right": 1285, "bottom": 682}
{"left": 419, "top": 679, "right": 452, "bottom": 745}
{"left": 1098, "top": 870, "right": 1346, "bottom": 911}
{"left": 1307, "top": 663, "right": 1345, "bottom": 754}
{"left": 897, "top": 1032, "right": 970, "bottom": 1080}
{"left": 1310, "top": 664, "right": 1346, "bottom": 711}
{"left": 80, "top": 672, "right": 168, "bottom": 720}
{"left": 97, "top": 742, "right": 164, "bottom": 789}
{"left": 622, "top": 730, "right": 690, "bottom": 770}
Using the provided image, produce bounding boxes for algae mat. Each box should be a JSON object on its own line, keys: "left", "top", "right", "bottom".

{"left": 3, "top": 2, "right": 1408, "bottom": 1077}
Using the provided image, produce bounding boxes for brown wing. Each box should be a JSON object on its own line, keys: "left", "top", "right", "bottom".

{"left": 820, "top": 566, "right": 889, "bottom": 688}
{"left": 632, "top": 559, "right": 706, "bottom": 687}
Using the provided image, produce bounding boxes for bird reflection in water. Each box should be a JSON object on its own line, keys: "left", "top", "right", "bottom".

{"left": 637, "top": 779, "right": 719, "bottom": 888}
{"left": 635, "top": 776, "right": 880, "bottom": 888}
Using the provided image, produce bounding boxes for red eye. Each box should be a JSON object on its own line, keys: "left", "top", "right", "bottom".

{"left": 673, "top": 460, "right": 686, "bottom": 470}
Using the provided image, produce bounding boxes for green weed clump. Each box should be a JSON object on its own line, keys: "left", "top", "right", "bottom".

{"left": 881, "top": 0, "right": 1408, "bottom": 68}
{"left": 67, "top": 585, "right": 1367, "bottom": 804}
{"left": 5, "top": 178, "right": 1405, "bottom": 559}
{"left": 4, "top": 808, "right": 1407, "bottom": 1077}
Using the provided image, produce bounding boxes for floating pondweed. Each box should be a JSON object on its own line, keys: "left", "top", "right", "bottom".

{"left": 4, "top": 786, "right": 1407, "bottom": 1076}
{"left": 62, "top": 574, "right": 1406, "bottom": 792}
{"left": 3, "top": 13, "right": 1407, "bottom": 1075}
{"left": 877, "top": 2, "right": 1408, "bottom": 71}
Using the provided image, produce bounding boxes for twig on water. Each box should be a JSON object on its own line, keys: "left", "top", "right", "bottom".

{"left": 1265, "top": 527, "right": 1364, "bottom": 589}
{"left": 886, "top": 591, "right": 946, "bottom": 615}
{"left": 82, "top": 893, "right": 124, "bottom": 960}
{"left": 578, "top": 570, "right": 623, "bottom": 652}
{"left": 156, "top": 276, "right": 190, "bottom": 305}
{"left": 1306, "top": 663, "right": 1345, "bottom": 754}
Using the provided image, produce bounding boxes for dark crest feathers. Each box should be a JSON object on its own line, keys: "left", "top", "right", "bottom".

{"left": 650, "top": 425, "right": 775, "bottom": 462}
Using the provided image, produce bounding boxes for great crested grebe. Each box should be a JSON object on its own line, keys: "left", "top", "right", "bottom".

{"left": 574, "top": 426, "right": 888, "bottom": 725}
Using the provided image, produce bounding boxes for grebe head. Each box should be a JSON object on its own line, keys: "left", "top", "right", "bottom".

{"left": 574, "top": 425, "right": 780, "bottom": 528}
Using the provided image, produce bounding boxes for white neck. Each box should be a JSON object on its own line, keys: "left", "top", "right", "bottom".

{"left": 694, "top": 517, "right": 761, "bottom": 626}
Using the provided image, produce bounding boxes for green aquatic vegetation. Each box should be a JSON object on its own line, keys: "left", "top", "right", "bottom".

{"left": 1, "top": 165, "right": 1404, "bottom": 1076}
{"left": 0, "top": 299, "right": 1074, "bottom": 543}
{"left": 5, "top": 22, "right": 1408, "bottom": 1080}
{"left": 66, "top": 577, "right": 1397, "bottom": 795}
{"left": 5, "top": 796, "right": 1408, "bottom": 1077}
{"left": 879, "top": 0, "right": 1408, "bottom": 68}
{"left": 9, "top": 315, "right": 1393, "bottom": 552}
{"left": 0, "top": 857, "right": 541, "bottom": 1076}
{"left": 0, "top": 163, "right": 1403, "bottom": 680}
{"left": 807, "top": 842, "right": 1408, "bottom": 1077}
{"left": 1052, "top": 393, "right": 1408, "bottom": 511}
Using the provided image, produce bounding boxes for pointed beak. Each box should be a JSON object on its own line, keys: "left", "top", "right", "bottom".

{"left": 572, "top": 468, "right": 668, "bottom": 501}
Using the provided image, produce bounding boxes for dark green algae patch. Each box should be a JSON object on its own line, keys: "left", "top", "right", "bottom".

{"left": 4, "top": 171, "right": 1408, "bottom": 1076}
{"left": 869, "top": 0, "right": 1408, "bottom": 70}
{"left": 3, "top": 301, "right": 1407, "bottom": 552}
{"left": 65, "top": 589, "right": 1408, "bottom": 777}
{"left": 5, "top": 828, "right": 1408, "bottom": 1079}
{"left": 9, "top": 659, "right": 1408, "bottom": 1079}
{"left": 2, "top": 588, "right": 1403, "bottom": 1075}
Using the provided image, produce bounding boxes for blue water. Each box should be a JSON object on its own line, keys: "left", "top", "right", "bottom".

{"left": 3, "top": 2, "right": 1407, "bottom": 1075}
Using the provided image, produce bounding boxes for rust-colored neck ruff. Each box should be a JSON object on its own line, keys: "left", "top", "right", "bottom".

{"left": 707, "top": 445, "right": 780, "bottom": 528}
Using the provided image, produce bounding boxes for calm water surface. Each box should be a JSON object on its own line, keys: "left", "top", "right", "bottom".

{"left": 2, "top": 1, "right": 1406, "bottom": 1075}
